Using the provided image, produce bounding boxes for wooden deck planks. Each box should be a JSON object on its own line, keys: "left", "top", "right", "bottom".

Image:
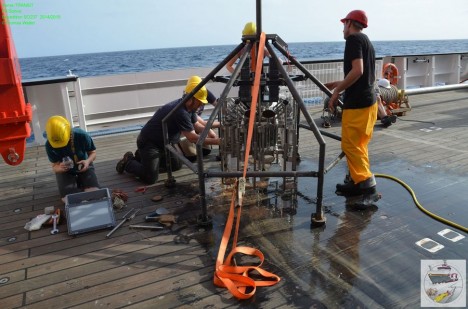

{"left": 0, "top": 89, "right": 467, "bottom": 308}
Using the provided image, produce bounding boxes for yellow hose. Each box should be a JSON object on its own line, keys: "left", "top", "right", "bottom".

{"left": 375, "top": 173, "right": 468, "bottom": 233}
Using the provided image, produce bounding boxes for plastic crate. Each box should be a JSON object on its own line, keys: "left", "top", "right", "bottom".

{"left": 65, "top": 188, "right": 115, "bottom": 235}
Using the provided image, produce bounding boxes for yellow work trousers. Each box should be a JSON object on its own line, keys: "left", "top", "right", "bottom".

{"left": 341, "top": 103, "right": 378, "bottom": 184}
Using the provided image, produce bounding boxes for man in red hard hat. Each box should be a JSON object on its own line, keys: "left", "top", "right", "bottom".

{"left": 325, "top": 10, "right": 380, "bottom": 207}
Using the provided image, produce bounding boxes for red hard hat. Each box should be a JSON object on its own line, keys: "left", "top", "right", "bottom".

{"left": 341, "top": 10, "right": 368, "bottom": 28}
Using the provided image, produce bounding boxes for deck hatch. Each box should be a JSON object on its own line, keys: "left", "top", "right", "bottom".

{"left": 416, "top": 238, "right": 445, "bottom": 253}
{"left": 438, "top": 229, "right": 465, "bottom": 242}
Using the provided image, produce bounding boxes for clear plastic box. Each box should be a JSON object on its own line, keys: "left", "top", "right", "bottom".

{"left": 65, "top": 188, "right": 115, "bottom": 235}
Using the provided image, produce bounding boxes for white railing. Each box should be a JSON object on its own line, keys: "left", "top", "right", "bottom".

{"left": 23, "top": 53, "right": 468, "bottom": 145}
{"left": 280, "top": 60, "right": 383, "bottom": 106}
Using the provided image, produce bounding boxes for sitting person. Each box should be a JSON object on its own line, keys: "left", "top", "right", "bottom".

{"left": 375, "top": 78, "right": 397, "bottom": 127}
{"left": 45, "top": 115, "right": 100, "bottom": 202}
{"left": 116, "top": 76, "right": 221, "bottom": 184}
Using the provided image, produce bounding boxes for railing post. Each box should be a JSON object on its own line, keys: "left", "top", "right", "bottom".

{"left": 73, "top": 78, "right": 87, "bottom": 131}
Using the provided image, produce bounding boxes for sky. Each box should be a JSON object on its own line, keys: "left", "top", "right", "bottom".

{"left": 2, "top": 0, "right": 468, "bottom": 58}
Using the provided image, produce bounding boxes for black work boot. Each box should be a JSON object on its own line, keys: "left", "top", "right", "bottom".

{"left": 361, "top": 186, "right": 380, "bottom": 203}
{"left": 381, "top": 115, "right": 397, "bottom": 128}
{"left": 116, "top": 151, "right": 134, "bottom": 174}
{"left": 336, "top": 181, "right": 362, "bottom": 197}
{"left": 381, "top": 116, "right": 391, "bottom": 127}
{"left": 353, "top": 175, "right": 380, "bottom": 209}
{"left": 351, "top": 186, "right": 381, "bottom": 210}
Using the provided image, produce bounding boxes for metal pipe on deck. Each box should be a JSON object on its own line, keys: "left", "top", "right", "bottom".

{"left": 405, "top": 83, "right": 468, "bottom": 95}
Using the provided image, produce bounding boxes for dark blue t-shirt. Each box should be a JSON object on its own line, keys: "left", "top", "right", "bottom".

{"left": 45, "top": 127, "right": 96, "bottom": 174}
{"left": 343, "top": 32, "right": 376, "bottom": 109}
{"left": 140, "top": 98, "right": 197, "bottom": 148}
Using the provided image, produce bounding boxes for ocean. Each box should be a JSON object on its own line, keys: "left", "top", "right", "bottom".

{"left": 18, "top": 39, "right": 468, "bottom": 80}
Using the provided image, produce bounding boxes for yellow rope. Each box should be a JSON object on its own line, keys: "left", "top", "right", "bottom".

{"left": 375, "top": 173, "right": 468, "bottom": 233}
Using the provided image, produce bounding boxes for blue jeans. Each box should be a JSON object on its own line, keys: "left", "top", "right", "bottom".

{"left": 55, "top": 165, "right": 100, "bottom": 197}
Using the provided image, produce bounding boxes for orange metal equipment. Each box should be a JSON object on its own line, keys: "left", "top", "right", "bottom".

{"left": 0, "top": 0, "right": 32, "bottom": 165}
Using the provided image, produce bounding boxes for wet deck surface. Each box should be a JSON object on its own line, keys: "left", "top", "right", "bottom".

{"left": 1, "top": 90, "right": 467, "bottom": 308}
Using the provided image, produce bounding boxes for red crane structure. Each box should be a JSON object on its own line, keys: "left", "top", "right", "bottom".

{"left": 0, "top": 0, "right": 32, "bottom": 165}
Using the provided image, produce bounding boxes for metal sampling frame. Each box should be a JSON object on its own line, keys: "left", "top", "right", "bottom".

{"left": 161, "top": 0, "right": 342, "bottom": 228}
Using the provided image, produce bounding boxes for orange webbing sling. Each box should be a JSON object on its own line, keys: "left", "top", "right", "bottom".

{"left": 214, "top": 32, "right": 280, "bottom": 299}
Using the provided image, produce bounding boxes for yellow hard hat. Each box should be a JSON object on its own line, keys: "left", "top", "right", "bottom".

{"left": 242, "top": 22, "right": 256, "bottom": 36}
{"left": 184, "top": 75, "right": 208, "bottom": 104}
{"left": 186, "top": 75, "right": 202, "bottom": 86}
{"left": 45, "top": 115, "right": 71, "bottom": 148}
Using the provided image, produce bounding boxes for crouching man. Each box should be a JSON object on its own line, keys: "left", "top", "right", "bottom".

{"left": 116, "top": 76, "right": 221, "bottom": 184}
{"left": 45, "top": 115, "right": 100, "bottom": 202}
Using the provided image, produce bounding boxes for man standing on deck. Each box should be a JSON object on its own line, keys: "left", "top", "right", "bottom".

{"left": 324, "top": 10, "right": 380, "bottom": 204}
{"left": 116, "top": 76, "right": 221, "bottom": 184}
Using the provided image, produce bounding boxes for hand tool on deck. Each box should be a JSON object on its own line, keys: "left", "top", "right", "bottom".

{"left": 129, "top": 224, "right": 165, "bottom": 230}
{"left": 145, "top": 214, "right": 178, "bottom": 229}
{"left": 145, "top": 214, "right": 177, "bottom": 226}
{"left": 50, "top": 214, "right": 59, "bottom": 235}
{"left": 144, "top": 207, "right": 170, "bottom": 221}
{"left": 324, "top": 151, "right": 345, "bottom": 174}
{"left": 106, "top": 208, "right": 141, "bottom": 238}
{"left": 134, "top": 182, "right": 161, "bottom": 193}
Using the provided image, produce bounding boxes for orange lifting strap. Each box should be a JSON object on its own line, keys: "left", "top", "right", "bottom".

{"left": 214, "top": 32, "right": 281, "bottom": 300}
{"left": 0, "top": 0, "right": 32, "bottom": 166}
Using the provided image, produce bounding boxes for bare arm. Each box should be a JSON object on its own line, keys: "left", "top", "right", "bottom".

{"left": 77, "top": 150, "right": 96, "bottom": 172}
{"left": 194, "top": 120, "right": 218, "bottom": 138}
{"left": 193, "top": 120, "right": 205, "bottom": 133}
{"left": 182, "top": 130, "right": 220, "bottom": 146}
{"left": 197, "top": 115, "right": 220, "bottom": 129}
{"left": 52, "top": 161, "right": 68, "bottom": 173}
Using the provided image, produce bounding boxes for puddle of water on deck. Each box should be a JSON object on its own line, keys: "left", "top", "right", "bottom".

{"left": 177, "top": 156, "right": 467, "bottom": 307}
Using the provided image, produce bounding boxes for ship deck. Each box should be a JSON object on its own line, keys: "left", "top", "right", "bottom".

{"left": 1, "top": 89, "right": 467, "bottom": 308}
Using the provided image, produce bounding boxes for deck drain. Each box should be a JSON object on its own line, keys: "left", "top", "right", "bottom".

{"left": 14, "top": 208, "right": 21, "bottom": 213}
{"left": 420, "top": 126, "right": 442, "bottom": 132}
{"left": 0, "top": 277, "right": 9, "bottom": 284}
{"left": 415, "top": 238, "right": 444, "bottom": 253}
{"left": 437, "top": 229, "right": 465, "bottom": 242}
{"left": 8, "top": 237, "right": 16, "bottom": 242}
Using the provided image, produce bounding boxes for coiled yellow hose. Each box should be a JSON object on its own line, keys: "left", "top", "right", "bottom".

{"left": 375, "top": 173, "right": 468, "bottom": 233}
